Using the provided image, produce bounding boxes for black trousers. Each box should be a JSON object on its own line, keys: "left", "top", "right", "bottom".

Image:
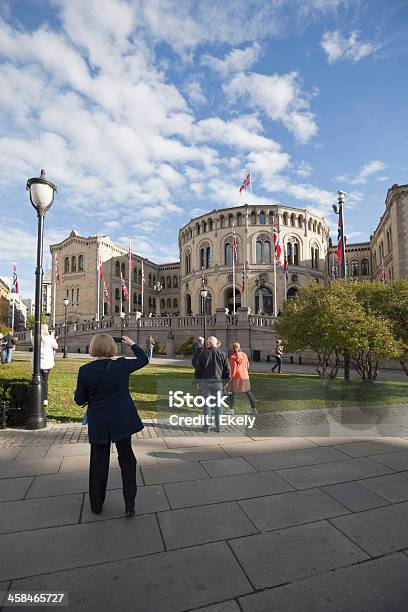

{"left": 40, "top": 369, "right": 50, "bottom": 401}
{"left": 89, "top": 436, "right": 137, "bottom": 513}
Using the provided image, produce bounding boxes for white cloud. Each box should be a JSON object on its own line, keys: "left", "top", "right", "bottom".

{"left": 321, "top": 30, "right": 379, "bottom": 64}
{"left": 338, "top": 160, "right": 387, "bottom": 185}
{"left": 201, "top": 42, "right": 261, "bottom": 76}
{"left": 295, "top": 161, "right": 313, "bottom": 178}
{"left": 224, "top": 71, "right": 318, "bottom": 143}
{"left": 183, "top": 81, "right": 207, "bottom": 105}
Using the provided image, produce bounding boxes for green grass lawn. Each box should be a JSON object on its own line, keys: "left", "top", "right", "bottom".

{"left": 1, "top": 357, "right": 407, "bottom": 423}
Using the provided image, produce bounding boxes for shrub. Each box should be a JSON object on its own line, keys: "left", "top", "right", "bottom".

{"left": 176, "top": 336, "right": 194, "bottom": 356}
{"left": 0, "top": 379, "right": 31, "bottom": 426}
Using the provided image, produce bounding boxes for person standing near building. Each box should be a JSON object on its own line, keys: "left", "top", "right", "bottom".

{"left": 145, "top": 335, "right": 154, "bottom": 360}
{"left": 1, "top": 334, "right": 16, "bottom": 364}
{"left": 227, "top": 342, "right": 256, "bottom": 414}
{"left": 39, "top": 324, "right": 58, "bottom": 406}
{"left": 195, "top": 336, "right": 231, "bottom": 433}
{"left": 192, "top": 336, "right": 204, "bottom": 369}
{"left": 271, "top": 338, "right": 284, "bottom": 374}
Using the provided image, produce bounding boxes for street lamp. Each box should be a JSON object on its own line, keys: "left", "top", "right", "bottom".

{"left": 26, "top": 169, "right": 57, "bottom": 430}
{"left": 120, "top": 310, "right": 125, "bottom": 354}
{"left": 200, "top": 288, "right": 208, "bottom": 340}
{"left": 332, "top": 190, "right": 350, "bottom": 380}
{"left": 154, "top": 281, "right": 163, "bottom": 316}
{"left": 63, "top": 297, "right": 69, "bottom": 358}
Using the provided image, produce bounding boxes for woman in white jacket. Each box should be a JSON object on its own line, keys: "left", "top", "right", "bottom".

{"left": 38, "top": 324, "right": 58, "bottom": 406}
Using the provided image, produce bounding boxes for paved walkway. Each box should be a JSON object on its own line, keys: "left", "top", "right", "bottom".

{"left": 1, "top": 419, "right": 408, "bottom": 610}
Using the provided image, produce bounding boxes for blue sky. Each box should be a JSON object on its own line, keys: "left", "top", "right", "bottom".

{"left": 1, "top": 0, "right": 407, "bottom": 297}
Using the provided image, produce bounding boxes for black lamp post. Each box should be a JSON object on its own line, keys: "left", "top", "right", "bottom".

{"left": 26, "top": 169, "right": 57, "bottom": 430}
{"left": 120, "top": 310, "right": 125, "bottom": 354}
{"left": 154, "top": 281, "right": 163, "bottom": 316}
{"left": 63, "top": 297, "right": 69, "bottom": 358}
{"left": 332, "top": 190, "right": 350, "bottom": 380}
{"left": 200, "top": 288, "right": 208, "bottom": 340}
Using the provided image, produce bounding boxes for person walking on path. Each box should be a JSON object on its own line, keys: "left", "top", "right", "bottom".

{"left": 74, "top": 333, "right": 148, "bottom": 517}
{"left": 271, "top": 338, "right": 284, "bottom": 374}
{"left": 195, "top": 336, "right": 231, "bottom": 433}
{"left": 145, "top": 335, "right": 154, "bottom": 360}
{"left": 192, "top": 336, "right": 204, "bottom": 369}
{"left": 227, "top": 342, "right": 256, "bottom": 415}
{"left": 1, "top": 334, "right": 16, "bottom": 364}
{"left": 38, "top": 324, "right": 58, "bottom": 406}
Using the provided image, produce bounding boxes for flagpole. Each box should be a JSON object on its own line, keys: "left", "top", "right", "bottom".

{"left": 273, "top": 251, "right": 277, "bottom": 316}
{"left": 249, "top": 172, "right": 252, "bottom": 197}
{"left": 141, "top": 261, "right": 144, "bottom": 315}
{"left": 232, "top": 257, "right": 236, "bottom": 315}
{"left": 128, "top": 239, "right": 132, "bottom": 317}
{"left": 11, "top": 296, "right": 15, "bottom": 333}
{"left": 52, "top": 271, "right": 56, "bottom": 328}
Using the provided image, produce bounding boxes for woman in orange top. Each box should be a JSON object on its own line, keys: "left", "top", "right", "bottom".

{"left": 227, "top": 342, "right": 256, "bottom": 414}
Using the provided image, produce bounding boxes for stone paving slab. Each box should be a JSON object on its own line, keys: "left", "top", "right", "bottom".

{"left": 0, "top": 457, "right": 62, "bottom": 479}
{"left": 322, "top": 482, "right": 390, "bottom": 512}
{"left": 359, "top": 471, "right": 408, "bottom": 502}
{"left": 230, "top": 520, "right": 368, "bottom": 590}
{"left": 0, "top": 513, "right": 163, "bottom": 581}
{"left": 26, "top": 467, "right": 142, "bottom": 499}
{"left": 165, "top": 471, "right": 293, "bottom": 509}
{"left": 157, "top": 501, "right": 258, "bottom": 550}
{"left": 0, "top": 494, "right": 83, "bottom": 534}
{"left": 238, "top": 553, "right": 408, "bottom": 612}
{"left": 277, "top": 457, "right": 393, "bottom": 489}
{"left": 331, "top": 501, "right": 408, "bottom": 556}
{"left": 141, "top": 461, "right": 209, "bottom": 485}
{"left": 81, "top": 485, "right": 170, "bottom": 522}
{"left": 14, "top": 446, "right": 51, "bottom": 460}
{"left": 0, "top": 476, "right": 33, "bottom": 501}
{"left": 333, "top": 440, "right": 408, "bottom": 457}
{"left": 0, "top": 448, "right": 23, "bottom": 460}
{"left": 201, "top": 457, "right": 256, "bottom": 478}
{"left": 194, "top": 602, "right": 240, "bottom": 612}
{"left": 164, "top": 436, "right": 251, "bottom": 448}
{"left": 244, "top": 445, "right": 347, "bottom": 471}
{"left": 369, "top": 450, "right": 408, "bottom": 471}
{"left": 9, "top": 542, "right": 253, "bottom": 612}
{"left": 153, "top": 445, "right": 230, "bottom": 463}
{"left": 45, "top": 443, "right": 90, "bottom": 457}
{"left": 239, "top": 488, "right": 349, "bottom": 532}
{"left": 221, "top": 437, "right": 316, "bottom": 457}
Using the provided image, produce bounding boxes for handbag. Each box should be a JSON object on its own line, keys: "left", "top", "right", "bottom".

{"left": 81, "top": 361, "right": 113, "bottom": 426}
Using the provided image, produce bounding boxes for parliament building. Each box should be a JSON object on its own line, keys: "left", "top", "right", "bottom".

{"left": 49, "top": 183, "right": 408, "bottom": 325}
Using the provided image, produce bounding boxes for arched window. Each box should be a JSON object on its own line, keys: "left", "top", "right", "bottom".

{"left": 290, "top": 214, "right": 296, "bottom": 227}
{"left": 133, "top": 268, "right": 137, "bottom": 282}
{"left": 255, "top": 287, "right": 273, "bottom": 315}
{"left": 236, "top": 212, "right": 243, "bottom": 226}
{"left": 250, "top": 211, "right": 256, "bottom": 225}
{"left": 64, "top": 257, "right": 69, "bottom": 274}
{"left": 345, "top": 260, "right": 350, "bottom": 277}
{"left": 256, "top": 237, "right": 271, "bottom": 264}
{"left": 121, "top": 262, "right": 126, "bottom": 278}
{"left": 148, "top": 273, "right": 152, "bottom": 287}
{"left": 208, "top": 218, "right": 213, "bottom": 231}
{"left": 173, "top": 298, "right": 178, "bottom": 308}
{"left": 361, "top": 259, "right": 369, "bottom": 275}
{"left": 195, "top": 222, "right": 200, "bottom": 235}
{"left": 256, "top": 240, "right": 262, "bottom": 264}
{"left": 282, "top": 212, "right": 288, "bottom": 226}
{"left": 133, "top": 292, "right": 137, "bottom": 304}
{"left": 228, "top": 214, "right": 234, "bottom": 227}
{"left": 317, "top": 223, "right": 322, "bottom": 235}
{"left": 71, "top": 256, "right": 77, "bottom": 272}
{"left": 160, "top": 276, "right": 165, "bottom": 286}
{"left": 269, "top": 211, "right": 274, "bottom": 225}
{"left": 202, "top": 220, "right": 207, "bottom": 233}
{"left": 138, "top": 269, "right": 142, "bottom": 284}
{"left": 71, "top": 288, "right": 75, "bottom": 303}
{"left": 160, "top": 298, "right": 165, "bottom": 309}
{"left": 76, "top": 288, "right": 80, "bottom": 303}
{"left": 153, "top": 275, "right": 156, "bottom": 286}
{"left": 225, "top": 242, "right": 232, "bottom": 267}
{"left": 351, "top": 260, "right": 359, "bottom": 276}
{"left": 185, "top": 294, "right": 192, "bottom": 315}
{"left": 167, "top": 298, "right": 171, "bottom": 309}
{"left": 115, "top": 288, "right": 120, "bottom": 300}
{"left": 185, "top": 251, "right": 191, "bottom": 274}
{"left": 313, "top": 220, "right": 317, "bottom": 233}
{"left": 173, "top": 275, "right": 178, "bottom": 288}
{"left": 308, "top": 218, "right": 313, "bottom": 231}
{"left": 311, "top": 245, "right": 319, "bottom": 270}
{"left": 138, "top": 294, "right": 142, "bottom": 305}
{"left": 287, "top": 240, "right": 300, "bottom": 265}
{"left": 167, "top": 276, "right": 171, "bottom": 288}
{"left": 115, "top": 261, "right": 120, "bottom": 276}
{"left": 220, "top": 215, "right": 226, "bottom": 228}
{"left": 78, "top": 255, "right": 84, "bottom": 271}
{"left": 298, "top": 215, "right": 303, "bottom": 228}
{"left": 259, "top": 211, "right": 266, "bottom": 225}
{"left": 66, "top": 288, "right": 69, "bottom": 299}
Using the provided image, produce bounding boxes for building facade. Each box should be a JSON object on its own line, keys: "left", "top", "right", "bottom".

{"left": 0, "top": 277, "right": 10, "bottom": 328}
{"left": 179, "top": 203, "right": 329, "bottom": 315}
{"left": 328, "top": 240, "right": 372, "bottom": 280}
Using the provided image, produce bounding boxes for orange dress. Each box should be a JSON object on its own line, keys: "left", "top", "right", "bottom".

{"left": 228, "top": 351, "right": 251, "bottom": 392}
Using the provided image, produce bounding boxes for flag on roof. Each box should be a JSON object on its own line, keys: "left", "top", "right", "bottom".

{"left": 120, "top": 272, "right": 129, "bottom": 300}
{"left": 11, "top": 262, "right": 19, "bottom": 294}
{"left": 239, "top": 173, "right": 251, "bottom": 193}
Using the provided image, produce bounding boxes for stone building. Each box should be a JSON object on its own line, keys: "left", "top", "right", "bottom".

{"left": 328, "top": 240, "right": 372, "bottom": 280}
{"left": 179, "top": 203, "right": 329, "bottom": 315}
{"left": 50, "top": 231, "right": 180, "bottom": 324}
{"left": 0, "top": 277, "right": 10, "bottom": 328}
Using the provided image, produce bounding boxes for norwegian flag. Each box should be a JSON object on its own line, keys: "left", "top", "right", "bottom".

{"left": 11, "top": 262, "right": 19, "bottom": 293}
{"left": 102, "top": 275, "right": 111, "bottom": 305}
{"left": 239, "top": 173, "right": 251, "bottom": 193}
{"left": 55, "top": 253, "right": 61, "bottom": 287}
{"left": 273, "top": 219, "right": 281, "bottom": 262}
{"left": 120, "top": 272, "right": 129, "bottom": 300}
{"left": 331, "top": 259, "right": 338, "bottom": 280}
{"left": 232, "top": 226, "right": 239, "bottom": 269}
{"left": 283, "top": 255, "right": 288, "bottom": 281}
{"left": 141, "top": 262, "right": 145, "bottom": 290}
{"left": 201, "top": 268, "right": 205, "bottom": 289}
{"left": 337, "top": 215, "right": 342, "bottom": 265}
{"left": 97, "top": 253, "right": 103, "bottom": 279}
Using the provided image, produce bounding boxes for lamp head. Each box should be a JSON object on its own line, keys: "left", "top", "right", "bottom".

{"left": 332, "top": 204, "right": 338, "bottom": 214}
{"left": 63, "top": 298, "right": 69, "bottom": 307}
{"left": 26, "top": 169, "right": 57, "bottom": 215}
{"left": 200, "top": 288, "right": 208, "bottom": 299}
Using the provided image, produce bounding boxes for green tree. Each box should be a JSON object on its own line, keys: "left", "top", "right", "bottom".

{"left": 381, "top": 281, "right": 408, "bottom": 376}
{"left": 26, "top": 313, "right": 49, "bottom": 330}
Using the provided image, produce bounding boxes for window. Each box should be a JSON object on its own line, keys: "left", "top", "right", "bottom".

{"left": 200, "top": 245, "right": 211, "bottom": 269}
{"left": 138, "top": 294, "right": 142, "bottom": 305}
{"left": 202, "top": 221, "right": 207, "bottom": 233}
{"left": 256, "top": 238, "right": 271, "bottom": 264}
{"left": 66, "top": 288, "right": 69, "bottom": 299}
{"left": 269, "top": 211, "right": 274, "bottom": 225}
{"left": 290, "top": 214, "right": 296, "bottom": 227}
{"left": 361, "top": 259, "right": 369, "bottom": 276}
{"left": 250, "top": 211, "right": 256, "bottom": 225}
{"left": 121, "top": 262, "right": 126, "bottom": 278}
{"left": 313, "top": 220, "right": 317, "bottom": 233}
{"left": 76, "top": 288, "right": 80, "bottom": 304}
{"left": 311, "top": 246, "right": 319, "bottom": 270}
{"left": 282, "top": 212, "right": 288, "bottom": 226}
{"left": 173, "top": 275, "right": 178, "bottom": 288}
{"left": 173, "top": 298, "right": 178, "bottom": 308}
{"left": 64, "top": 257, "right": 69, "bottom": 274}
{"left": 133, "top": 293, "right": 137, "bottom": 304}
{"left": 138, "top": 269, "right": 142, "bottom": 284}
{"left": 298, "top": 215, "right": 303, "bottom": 228}
{"left": 115, "top": 261, "right": 120, "bottom": 276}
{"left": 167, "top": 276, "right": 171, "bottom": 288}
{"left": 351, "top": 260, "right": 359, "bottom": 276}
{"left": 228, "top": 214, "right": 234, "bottom": 227}
{"left": 225, "top": 242, "right": 232, "bottom": 267}
{"left": 71, "top": 256, "right": 77, "bottom": 272}
{"left": 71, "top": 288, "right": 75, "bottom": 303}
{"left": 185, "top": 251, "right": 191, "bottom": 274}
{"left": 220, "top": 215, "right": 226, "bottom": 228}
{"left": 259, "top": 211, "right": 265, "bottom": 224}
{"left": 153, "top": 275, "right": 156, "bottom": 286}
{"left": 78, "top": 255, "right": 84, "bottom": 271}
{"left": 236, "top": 213, "right": 243, "bottom": 226}
{"left": 208, "top": 218, "right": 213, "bottom": 231}
{"left": 115, "top": 288, "right": 120, "bottom": 300}
{"left": 160, "top": 276, "right": 165, "bottom": 286}
{"left": 167, "top": 298, "right": 171, "bottom": 309}
{"left": 148, "top": 273, "right": 152, "bottom": 287}
{"left": 256, "top": 240, "right": 262, "bottom": 264}
{"left": 115, "top": 305, "right": 119, "bottom": 313}
{"left": 308, "top": 218, "right": 312, "bottom": 231}
{"left": 133, "top": 268, "right": 137, "bottom": 282}
{"left": 287, "top": 240, "right": 300, "bottom": 265}
{"left": 195, "top": 222, "right": 200, "bottom": 235}
{"left": 148, "top": 297, "right": 152, "bottom": 307}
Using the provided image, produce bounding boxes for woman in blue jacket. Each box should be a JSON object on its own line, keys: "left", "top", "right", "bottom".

{"left": 74, "top": 333, "right": 148, "bottom": 516}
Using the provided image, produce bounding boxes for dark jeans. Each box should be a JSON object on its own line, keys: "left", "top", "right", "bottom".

{"left": 272, "top": 356, "right": 282, "bottom": 373}
{"left": 228, "top": 390, "right": 256, "bottom": 412}
{"left": 89, "top": 436, "right": 137, "bottom": 513}
{"left": 202, "top": 381, "right": 224, "bottom": 432}
{"left": 41, "top": 369, "right": 50, "bottom": 401}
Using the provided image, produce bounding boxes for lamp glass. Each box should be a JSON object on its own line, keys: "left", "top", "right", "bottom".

{"left": 30, "top": 183, "right": 54, "bottom": 211}
{"left": 63, "top": 298, "right": 69, "bottom": 306}
{"left": 200, "top": 289, "right": 208, "bottom": 298}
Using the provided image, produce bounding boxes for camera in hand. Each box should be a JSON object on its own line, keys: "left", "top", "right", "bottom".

{"left": 113, "top": 336, "right": 123, "bottom": 343}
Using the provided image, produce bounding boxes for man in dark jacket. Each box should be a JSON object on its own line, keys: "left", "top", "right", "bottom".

{"left": 195, "top": 336, "right": 231, "bottom": 433}
{"left": 191, "top": 336, "right": 204, "bottom": 369}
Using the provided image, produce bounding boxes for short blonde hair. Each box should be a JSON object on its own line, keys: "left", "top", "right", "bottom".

{"left": 232, "top": 341, "right": 241, "bottom": 351}
{"left": 41, "top": 323, "right": 49, "bottom": 336}
{"left": 90, "top": 333, "right": 117, "bottom": 358}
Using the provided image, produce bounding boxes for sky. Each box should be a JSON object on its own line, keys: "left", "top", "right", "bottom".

{"left": 0, "top": 0, "right": 407, "bottom": 298}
